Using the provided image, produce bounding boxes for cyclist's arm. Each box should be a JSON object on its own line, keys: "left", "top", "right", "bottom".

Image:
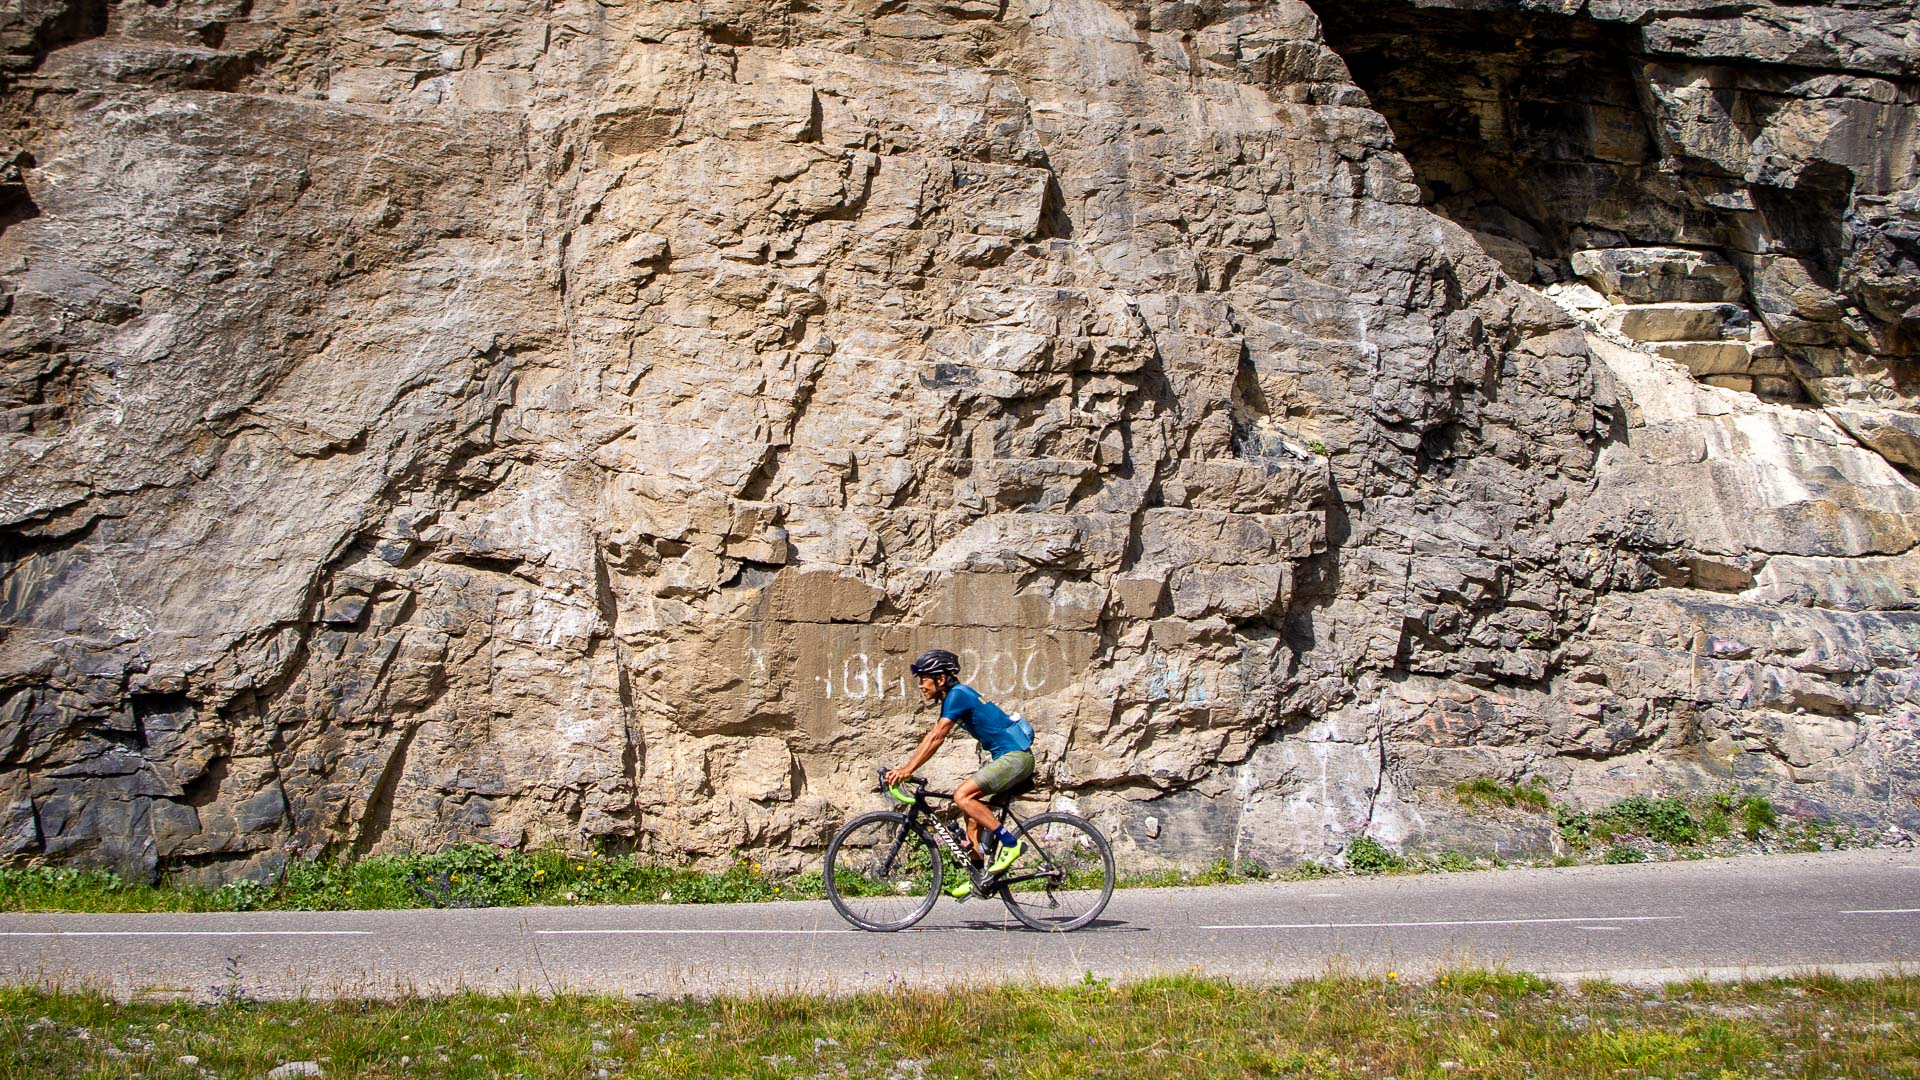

{"left": 887, "top": 717, "right": 955, "bottom": 786}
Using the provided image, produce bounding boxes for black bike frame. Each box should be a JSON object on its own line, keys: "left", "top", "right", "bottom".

{"left": 887, "top": 784, "right": 1058, "bottom": 890}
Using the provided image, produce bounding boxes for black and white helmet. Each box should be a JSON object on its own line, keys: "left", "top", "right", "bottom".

{"left": 909, "top": 649, "right": 961, "bottom": 678}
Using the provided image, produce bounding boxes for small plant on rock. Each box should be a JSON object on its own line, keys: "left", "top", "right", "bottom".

{"left": 1281, "top": 860, "right": 1336, "bottom": 881}
{"left": 1602, "top": 845, "right": 1648, "bottom": 865}
{"left": 220, "top": 878, "right": 275, "bottom": 912}
{"left": 1345, "top": 835, "right": 1403, "bottom": 874}
{"left": 1740, "top": 795, "right": 1777, "bottom": 839}
{"left": 1454, "top": 777, "right": 1550, "bottom": 811}
{"left": 1592, "top": 795, "right": 1700, "bottom": 845}
{"left": 1556, "top": 806, "right": 1593, "bottom": 850}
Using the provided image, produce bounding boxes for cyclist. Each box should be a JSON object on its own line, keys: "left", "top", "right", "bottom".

{"left": 885, "top": 649, "right": 1035, "bottom": 896}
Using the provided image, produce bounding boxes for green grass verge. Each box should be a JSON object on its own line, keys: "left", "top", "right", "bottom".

{"left": 0, "top": 851, "right": 1303, "bottom": 915}
{"left": 0, "top": 851, "right": 821, "bottom": 915}
{"left": 3, "top": 973, "right": 1915, "bottom": 1078}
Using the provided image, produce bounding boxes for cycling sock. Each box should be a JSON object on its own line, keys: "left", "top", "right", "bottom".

{"left": 994, "top": 826, "right": 1019, "bottom": 847}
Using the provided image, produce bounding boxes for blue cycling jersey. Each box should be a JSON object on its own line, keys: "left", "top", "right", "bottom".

{"left": 940, "top": 683, "right": 1031, "bottom": 758}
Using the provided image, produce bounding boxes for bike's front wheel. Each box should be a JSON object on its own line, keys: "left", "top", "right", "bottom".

{"left": 824, "top": 811, "right": 943, "bottom": 932}
{"left": 997, "top": 812, "right": 1114, "bottom": 932}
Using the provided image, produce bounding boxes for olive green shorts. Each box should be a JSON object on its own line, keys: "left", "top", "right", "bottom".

{"left": 971, "top": 750, "right": 1035, "bottom": 797}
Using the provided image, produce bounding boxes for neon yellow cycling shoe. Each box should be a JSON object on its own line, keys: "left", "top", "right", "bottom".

{"left": 946, "top": 879, "right": 973, "bottom": 899}
{"left": 986, "top": 838, "right": 1023, "bottom": 875}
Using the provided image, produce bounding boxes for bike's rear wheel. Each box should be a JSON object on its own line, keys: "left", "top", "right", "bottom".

{"left": 824, "top": 811, "right": 942, "bottom": 932}
{"left": 997, "top": 812, "right": 1114, "bottom": 932}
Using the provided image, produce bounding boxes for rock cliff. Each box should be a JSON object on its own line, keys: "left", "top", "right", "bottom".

{"left": 0, "top": 0, "right": 1915, "bottom": 882}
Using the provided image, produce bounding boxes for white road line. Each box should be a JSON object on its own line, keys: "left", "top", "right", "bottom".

{"left": 537, "top": 929, "right": 854, "bottom": 936}
{"left": 1839, "top": 908, "right": 1920, "bottom": 915}
{"left": 0, "top": 931, "right": 372, "bottom": 938}
{"left": 1201, "top": 915, "right": 1683, "bottom": 930}
{"left": 535, "top": 927, "right": 997, "bottom": 936}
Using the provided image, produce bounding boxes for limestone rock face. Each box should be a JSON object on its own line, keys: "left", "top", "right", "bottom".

{"left": 0, "top": 0, "right": 1915, "bottom": 881}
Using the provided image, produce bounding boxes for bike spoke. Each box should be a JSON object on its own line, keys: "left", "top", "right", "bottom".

{"left": 878, "top": 824, "right": 908, "bottom": 878}
{"left": 997, "top": 813, "right": 1113, "bottom": 932}
{"left": 826, "top": 813, "right": 941, "bottom": 932}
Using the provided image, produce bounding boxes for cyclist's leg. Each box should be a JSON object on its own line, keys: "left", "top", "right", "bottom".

{"left": 966, "top": 752, "right": 1036, "bottom": 874}
{"left": 952, "top": 779, "right": 1001, "bottom": 847}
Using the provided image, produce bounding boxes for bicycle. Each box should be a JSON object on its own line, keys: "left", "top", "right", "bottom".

{"left": 823, "top": 769, "right": 1115, "bottom": 932}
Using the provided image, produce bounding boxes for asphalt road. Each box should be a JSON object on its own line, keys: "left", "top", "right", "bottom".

{"left": 1, "top": 848, "right": 1914, "bottom": 1000}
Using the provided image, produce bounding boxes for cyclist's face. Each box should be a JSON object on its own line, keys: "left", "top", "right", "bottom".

{"left": 917, "top": 675, "right": 940, "bottom": 702}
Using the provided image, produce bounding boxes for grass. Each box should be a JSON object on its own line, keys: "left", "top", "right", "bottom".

{"left": 0, "top": 850, "right": 820, "bottom": 915}
{"left": 2, "top": 852, "right": 1337, "bottom": 915}
{"left": 2, "top": 973, "right": 1914, "bottom": 1078}
{"left": 1454, "top": 776, "right": 1552, "bottom": 811}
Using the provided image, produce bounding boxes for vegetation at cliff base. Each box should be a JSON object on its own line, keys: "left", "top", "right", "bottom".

{"left": 0, "top": 784, "right": 1866, "bottom": 915}
{"left": 3, "top": 972, "right": 1915, "bottom": 1079}
{"left": 0, "top": 849, "right": 820, "bottom": 915}
{"left": 1552, "top": 788, "right": 1828, "bottom": 856}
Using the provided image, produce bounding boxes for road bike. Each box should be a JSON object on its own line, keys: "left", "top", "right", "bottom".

{"left": 823, "top": 769, "right": 1115, "bottom": 932}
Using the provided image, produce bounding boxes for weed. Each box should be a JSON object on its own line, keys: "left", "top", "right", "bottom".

{"left": 1582, "top": 1027, "right": 1700, "bottom": 1065}
{"left": 1513, "top": 782, "right": 1550, "bottom": 810}
{"left": 1453, "top": 776, "right": 1550, "bottom": 811}
{"left": 1593, "top": 795, "right": 1700, "bottom": 845}
{"left": 1279, "top": 860, "right": 1336, "bottom": 881}
{"left": 1345, "top": 836, "right": 1403, "bottom": 874}
{"left": 211, "top": 955, "right": 253, "bottom": 1008}
{"left": 1603, "top": 845, "right": 1648, "bottom": 864}
{"left": 1556, "top": 806, "right": 1593, "bottom": 850}
{"left": 1431, "top": 969, "right": 1554, "bottom": 996}
{"left": 1190, "top": 858, "right": 1239, "bottom": 885}
{"left": 1701, "top": 803, "right": 1732, "bottom": 840}
{"left": 221, "top": 878, "right": 275, "bottom": 912}
{"left": 1455, "top": 777, "right": 1505, "bottom": 804}
{"left": 1551, "top": 788, "right": 1805, "bottom": 862}
{"left": 1740, "top": 795, "right": 1777, "bottom": 838}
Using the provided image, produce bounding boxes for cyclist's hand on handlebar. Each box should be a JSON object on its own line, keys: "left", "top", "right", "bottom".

{"left": 884, "top": 766, "right": 912, "bottom": 788}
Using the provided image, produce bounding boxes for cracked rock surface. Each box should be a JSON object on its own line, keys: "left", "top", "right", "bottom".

{"left": 0, "top": 0, "right": 1915, "bottom": 882}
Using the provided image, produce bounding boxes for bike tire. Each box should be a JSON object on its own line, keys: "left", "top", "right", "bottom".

{"left": 824, "top": 810, "right": 943, "bottom": 932}
{"left": 997, "top": 811, "right": 1114, "bottom": 932}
